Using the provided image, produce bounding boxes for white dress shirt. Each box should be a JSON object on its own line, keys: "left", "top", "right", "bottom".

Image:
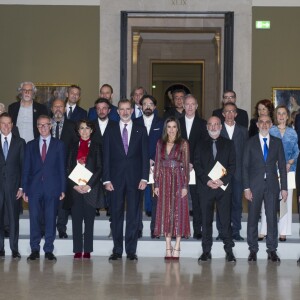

{"left": 98, "top": 118, "right": 109, "bottom": 135}
{"left": 185, "top": 116, "right": 194, "bottom": 139}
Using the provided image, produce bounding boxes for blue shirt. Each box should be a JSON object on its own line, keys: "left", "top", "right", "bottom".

{"left": 269, "top": 126, "right": 299, "bottom": 172}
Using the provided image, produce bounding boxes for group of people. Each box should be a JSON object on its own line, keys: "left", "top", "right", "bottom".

{"left": 0, "top": 81, "right": 300, "bottom": 265}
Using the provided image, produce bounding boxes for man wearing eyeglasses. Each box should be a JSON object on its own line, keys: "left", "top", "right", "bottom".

{"left": 243, "top": 115, "right": 287, "bottom": 262}
{"left": 23, "top": 115, "right": 66, "bottom": 262}
{"left": 8, "top": 81, "right": 48, "bottom": 143}
{"left": 212, "top": 90, "right": 249, "bottom": 128}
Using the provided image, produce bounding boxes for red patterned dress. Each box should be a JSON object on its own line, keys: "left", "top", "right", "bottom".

{"left": 153, "top": 139, "right": 191, "bottom": 238}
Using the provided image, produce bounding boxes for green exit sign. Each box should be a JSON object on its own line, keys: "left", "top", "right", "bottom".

{"left": 256, "top": 21, "right": 271, "bottom": 29}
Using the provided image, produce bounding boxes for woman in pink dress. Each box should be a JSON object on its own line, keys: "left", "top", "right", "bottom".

{"left": 154, "top": 116, "right": 190, "bottom": 260}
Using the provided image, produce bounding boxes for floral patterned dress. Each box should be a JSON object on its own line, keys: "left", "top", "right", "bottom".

{"left": 153, "top": 139, "right": 191, "bottom": 238}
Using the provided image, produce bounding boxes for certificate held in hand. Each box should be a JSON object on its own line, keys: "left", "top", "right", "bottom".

{"left": 208, "top": 161, "right": 228, "bottom": 191}
{"left": 68, "top": 163, "right": 93, "bottom": 185}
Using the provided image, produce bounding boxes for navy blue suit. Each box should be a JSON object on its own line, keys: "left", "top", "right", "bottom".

{"left": 65, "top": 105, "right": 87, "bottom": 122}
{"left": 134, "top": 115, "right": 164, "bottom": 232}
{"left": 88, "top": 105, "right": 120, "bottom": 122}
{"left": 103, "top": 121, "right": 149, "bottom": 255}
{"left": 23, "top": 137, "right": 66, "bottom": 253}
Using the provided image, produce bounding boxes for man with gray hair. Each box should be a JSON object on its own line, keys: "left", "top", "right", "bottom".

{"left": 8, "top": 81, "right": 48, "bottom": 143}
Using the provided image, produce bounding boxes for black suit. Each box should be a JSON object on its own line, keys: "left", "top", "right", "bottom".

{"left": 179, "top": 116, "right": 208, "bottom": 237}
{"left": 8, "top": 101, "right": 48, "bottom": 139}
{"left": 194, "top": 136, "right": 236, "bottom": 254}
{"left": 218, "top": 123, "right": 248, "bottom": 237}
{"left": 66, "top": 140, "right": 102, "bottom": 253}
{"left": 0, "top": 134, "right": 25, "bottom": 253}
{"left": 103, "top": 121, "right": 149, "bottom": 256}
{"left": 243, "top": 134, "right": 287, "bottom": 253}
{"left": 65, "top": 105, "right": 87, "bottom": 123}
{"left": 213, "top": 108, "right": 249, "bottom": 128}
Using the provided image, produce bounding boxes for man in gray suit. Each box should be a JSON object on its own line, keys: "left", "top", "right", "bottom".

{"left": 243, "top": 114, "right": 287, "bottom": 262}
{"left": 217, "top": 103, "right": 248, "bottom": 241}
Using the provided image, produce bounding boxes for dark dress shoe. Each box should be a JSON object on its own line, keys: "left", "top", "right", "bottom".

{"left": 248, "top": 251, "right": 257, "bottom": 262}
{"left": 279, "top": 237, "right": 286, "bottom": 242}
{"left": 193, "top": 233, "right": 202, "bottom": 240}
{"left": 12, "top": 251, "right": 21, "bottom": 259}
{"left": 83, "top": 252, "right": 91, "bottom": 259}
{"left": 226, "top": 252, "right": 236, "bottom": 262}
{"left": 74, "top": 252, "right": 82, "bottom": 259}
{"left": 0, "top": 250, "right": 5, "bottom": 259}
{"left": 127, "top": 254, "right": 138, "bottom": 261}
{"left": 145, "top": 211, "right": 152, "bottom": 217}
{"left": 198, "top": 252, "right": 212, "bottom": 262}
{"left": 4, "top": 230, "right": 9, "bottom": 238}
{"left": 45, "top": 252, "right": 57, "bottom": 261}
{"left": 27, "top": 251, "right": 40, "bottom": 261}
{"left": 189, "top": 210, "right": 193, "bottom": 216}
{"left": 108, "top": 253, "right": 122, "bottom": 261}
{"left": 297, "top": 258, "right": 300, "bottom": 265}
{"left": 95, "top": 209, "right": 100, "bottom": 216}
{"left": 232, "top": 235, "right": 244, "bottom": 241}
{"left": 268, "top": 251, "right": 280, "bottom": 262}
{"left": 216, "top": 235, "right": 224, "bottom": 241}
{"left": 59, "top": 232, "right": 68, "bottom": 239}
{"left": 258, "top": 235, "right": 266, "bottom": 241}
{"left": 138, "top": 230, "right": 143, "bottom": 239}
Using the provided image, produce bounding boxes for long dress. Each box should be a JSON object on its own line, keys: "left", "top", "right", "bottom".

{"left": 153, "top": 139, "right": 191, "bottom": 238}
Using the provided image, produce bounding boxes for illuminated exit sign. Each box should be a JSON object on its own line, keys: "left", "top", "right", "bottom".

{"left": 256, "top": 21, "right": 271, "bottom": 29}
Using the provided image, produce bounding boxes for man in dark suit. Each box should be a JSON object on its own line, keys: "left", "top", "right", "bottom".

{"left": 8, "top": 81, "right": 48, "bottom": 143}
{"left": 88, "top": 84, "right": 120, "bottom": 122}
{"left": 103, "top": 99, "right": 149, "bottom": 261}
{"left": 179, "top": 94, "right": 208, "bottom": 240}
{"left": 64, "top": 85, "right": 87, "bottom": 122}
{"left": 23, "top": 115, "right": 66, "bottom": 261}
{"left": 51, "top": 99, "right": 78, "bottom": 239}
{"left": 131, "top": 86, "right": 147, "bottom": 119}
{"left": 212, "top": 90, "right": 249, "bottom": 128}
{"left": 243, "top": 115, "right": 287, "bottom": 262}
{"left": 194, "top": 116, "right": 236, "bottom": 262}
{"left": 217, "top": 102, "right": 248, "bottom": 241}
{"left": 134, "top": 94, "right": 164, "bottom": 238}
{"left": 0, "top": 113, "right": 25, "bottom": 259}
{"left": 163, "top": 89, "right": 186, "bottom": 120}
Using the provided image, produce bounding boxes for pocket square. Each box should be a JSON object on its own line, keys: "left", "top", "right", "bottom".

{"left": 153, "top": 128, "right": 160, "bottom": 131}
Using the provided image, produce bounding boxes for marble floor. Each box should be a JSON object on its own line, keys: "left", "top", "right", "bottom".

{"left": 1, "top": 256, "right": 300, "bottom": 300}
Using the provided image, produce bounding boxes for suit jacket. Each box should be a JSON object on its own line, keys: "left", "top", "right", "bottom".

{"left": 91, "top": 119, "right": 117, "bottom": 143}
{"left": 103, "top": 122, "right": 149, "bottom": 187}
{"left": 22, "top": 137, "right": 66, "bottom": 198}
{"left": 213, "top": 108, "right": 249, "bottom": 128}
{"left": 242, "top": 134, "right": 287, "bottom": 195}
{"left": 0, "top": 134, "right": 25, "bottom": 197}
{"left": 179, "top": 116, "right": 208, "bottom": 164}
{"left": 87, "top": 105, "right": 120, "bottom": 122}
{"left": 194, "top": 136, "right": 236, "bottom": 194}
{"left": 220, "top": 123, "right": 248, "bottom": 180}
{"left": 65, "top": 105, "right": 87, "bottom": 123}
{"left": 8, "top": 101, "right": 48, "bottom": 138}
{"left": 133, "top": 115, "right": 164, "bottom": 161}
{"left": 65, "top": 139, "right": 102, "bottom": 208}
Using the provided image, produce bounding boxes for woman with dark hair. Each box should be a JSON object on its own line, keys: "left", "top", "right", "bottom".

{"left": 249, "top": 99, "right": 275, "bottom": 137}
{"left": 65, "top": 120, "right": 102, "bottom": 259}
{"left": 153, "top": 116, "right": 190, "bottom": 260}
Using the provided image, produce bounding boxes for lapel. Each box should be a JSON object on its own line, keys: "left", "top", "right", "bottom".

{"left": 221, "top": 126, "right": 230, "bottom": 140}
{"left": 115, "top": 123, "right": 126, "bottom": 155}
{"left": 0, "top": 134, "right": 4, "bottom": 161}
{"left": 254, "top": 135, "right": 265, "bottom": 162}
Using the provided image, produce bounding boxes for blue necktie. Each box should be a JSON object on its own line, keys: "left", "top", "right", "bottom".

{"left": 3, "top": 137, "right": 8, "bottom": 160}
{"left": 263, "top": 138, "right": 268, "bottom": 162}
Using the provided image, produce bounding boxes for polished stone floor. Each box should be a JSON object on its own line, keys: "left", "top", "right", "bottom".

{"left": 1, "top": 256, "right": 300, "bottom": 300}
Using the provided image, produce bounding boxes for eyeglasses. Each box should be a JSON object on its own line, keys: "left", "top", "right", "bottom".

{"left": 258, "top": 120, "right": 271, "bottom": 125}
{"left": 37, "top": 123, "right": 51, "bottom": 128}
{"left": 223, "top": 110, "right": 236, "bottom": 114}
{"left": 223, "top": 96, "right": 235, "bottom": 100}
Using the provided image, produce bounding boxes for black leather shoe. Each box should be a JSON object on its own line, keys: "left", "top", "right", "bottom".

{"left": 248, "top": 251, "right": 257, "bottom": 262}
{"left": 198, "top": 252, "right": 211, "bottom": 262}
{"left": 216, "top": 235, "right": 224, "bottom": 241}
{"left": 268, "top": 251, "right": 280, "bottom": 262}
{"left": 226, "top": 252, "right": 236, "bottom": 262}
{"left": 279, "top": 237, "right": 286, "bottom": 242}
{"left": 0, "top": 250, "right": 5, "bottom": 259}
{"left": 95, "top": 209, "right": 100, "bottom": 216}
{"left": 108, "top": 253, "right": 122, "bottom": 261}
{"left": 138, "top": 230, "right": 143, "bottom": 239}
{"left": 258, "top": 235, "right": 266, "bottom": 241}
{"left": 59, "top": 232, "right": 68, "bottom": 239}
{"left": 232, "top": 235, "right": 244, "bottom": 241}
{"left": 4, "top": 230, "right": 9, "bottom": 238}
{"left": 45, "top": 252, "right": 57, "bottom": 261}
{"left": 297, "top": 258, "right": 300, "bottom": 265}
{"left": 27, "top": 251, "right": 40, "bottom": 261}
{"left": 127, "top": 254, "right": 138, "bottom": 261}
{"left": 12, "top": 251, "right": 21, "bottom": 259}
{"left": 145, "top": 211, "right": 152, "bottom": 217}
{"left": 193, "top": 233, "right": 202, "bottom": 240}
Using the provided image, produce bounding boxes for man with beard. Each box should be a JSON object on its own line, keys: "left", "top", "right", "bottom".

{"left": 134, "top": 95, "right": 164, "bottom": 238}
{"left": 103, "top": 99, "right": 149, "bottom": 261}
{"left": 51, "top": 99, "right": 78, "bottom": 238}
{"left": 194, "top": 116, "right": 236, "bottom": 262}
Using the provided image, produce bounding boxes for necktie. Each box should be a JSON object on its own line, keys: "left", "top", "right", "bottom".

{"left": 212, "top": 140, "right": 217, "bottom": 159}
{"left": 263, "top": 138, "right": 268, "bottom": 161}
{"left": 56, "top": 121, "right": 60, "bottom": 139}
{"left": 138, "top": 108, "right": 142, "bottom": 117}
{"left": 67, "top": 106, "right": 73, "bottom": 119}
{"left": 41, "top": 139, "right": 47, "bottom": 162}
{"left": 3, "top": 137, "right": 8, "bottom": 160}
{"left": 122, "top": 124, "right": 128, "bottom": 154}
